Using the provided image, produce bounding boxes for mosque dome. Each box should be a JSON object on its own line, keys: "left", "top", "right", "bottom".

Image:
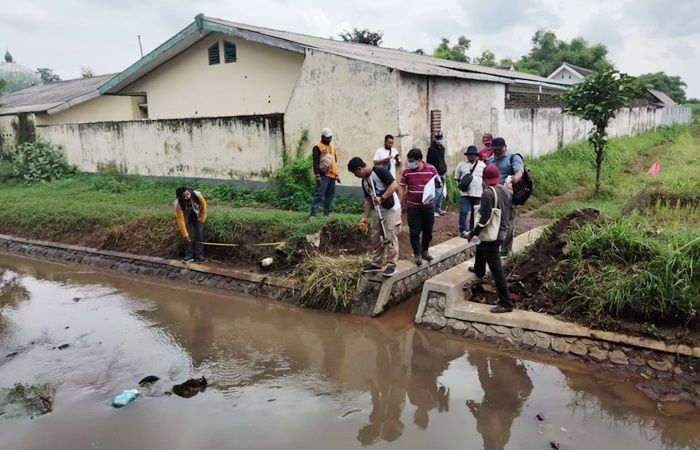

{"left": 0, "top": 50, "right": 43, "bottom": 93}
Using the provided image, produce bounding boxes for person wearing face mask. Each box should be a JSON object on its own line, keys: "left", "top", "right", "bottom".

{"left": 486, "top": 137, "right": 524, "bottom": 257}
{"left": 426, "top": 133, "right": 447, "bottom": 216}
{"left": 400, "top": 148, "right": 439, "bottom": 266}
{"left": 479, "top": 133, "right": 493, "bottom": 162}
{"left": 454, "top": 145, "right": 485, "bottom": 238}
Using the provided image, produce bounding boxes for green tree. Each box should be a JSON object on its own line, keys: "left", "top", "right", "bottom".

{"left": 36, "top": 68, "right": 61, "bottom": 84}
{"left": 559, "top": 68, "right": 645, "bottom": 195}
{"left": 474, "top": 50, "right": 497, "bottom": 67}
{"left": 338, "top": 28, "right": 383, "bottom": 46}
{"left": 516, "top": 29, "right": 610, "bottom": 77}
{"left": 433, "top": 36, "right": 471, "bottom": 62}
{"left": 637, "top": 72, "right": 687, "bottom": 103}
{"left": 0, "top": 79, "right": 5, "bottom": 107}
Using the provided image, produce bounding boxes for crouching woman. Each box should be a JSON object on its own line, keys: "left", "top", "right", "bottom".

{"left": 175, "top": 187, "right": 208, "bottom": 263}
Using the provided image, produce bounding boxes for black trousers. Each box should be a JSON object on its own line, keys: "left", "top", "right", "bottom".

{"left": 407, "top": 206, "right": 435, "bottom": 256}
{"left": 185, "top": 220, "right": 205, "bottom": 259}
{"left": 473, "top": 240, "right": 512, "bottom": 308}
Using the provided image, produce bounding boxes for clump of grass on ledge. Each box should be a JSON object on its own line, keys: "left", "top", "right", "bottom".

{"left": 555, "top": 220, "right": 699, "bottom": 329}
{"left": 290, "top": 254, "right": 363, "bottom": 312}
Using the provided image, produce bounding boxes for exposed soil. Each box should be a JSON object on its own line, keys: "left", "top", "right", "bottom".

{"left": 466, "top": 208, "right": 700, "bottom": 347}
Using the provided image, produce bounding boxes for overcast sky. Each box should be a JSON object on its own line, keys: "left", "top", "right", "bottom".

{"left": 2, "top": 0, "right": 698, "bottom": 98}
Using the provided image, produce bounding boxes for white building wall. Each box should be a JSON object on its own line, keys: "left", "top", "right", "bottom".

{"left": 284, "top": 50, "right": 400, "bottom": 188}
{"left": 500, "top": 106, "right": 692, "bottom": 158}
{"left": 123, "top": 33, "right": 304, "bottom": 119}
{"left": 37, "top": 115, "right": 285, "bottom": 181}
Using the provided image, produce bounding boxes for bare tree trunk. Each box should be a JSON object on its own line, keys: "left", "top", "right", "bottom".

{"left": 594, "top": 125, "right": 607, "bottom": 196}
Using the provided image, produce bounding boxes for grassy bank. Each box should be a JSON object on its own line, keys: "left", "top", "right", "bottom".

{"left": 513, "top": 123, "right": 700, "bottom": 336}
{"left": 0, "top": 170, "right": 363, "bottom": 262}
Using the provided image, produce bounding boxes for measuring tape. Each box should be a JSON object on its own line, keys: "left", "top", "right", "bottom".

{"left": 201, "top": 241, "right": 286, "bottom": 248}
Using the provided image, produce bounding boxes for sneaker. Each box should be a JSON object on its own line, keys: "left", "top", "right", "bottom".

{"left": 438, "top": 209, "right": 447, "bottom": 215}
{"left": 382, "top": 265, "right": 397, "bottom": 277}
{"left": 490, "top": 305, "right": 513, "bottom": 314}
{"left": 308, "top": 215, "right": 317, "bottom": 221}
{"left": 414, "top": 255, "right": 423, "bottom": 266}
{"left": 461, "top": 231, "right": 469, "bottom": 239}
{"left": 434, "top": 212, "right": 440, "bottom": 217}
{"left": 181, "top": 255, "right": 194, "bottom": 262}
{"left": 422, "top": 251, "right": 434, "bottom": 261}
{"left": 362, "top": 263, "right": 383, "bottom": 273}
{"left": 194, "top": 257, "right": 207, "bottom": 263}
{"left": 499, "top": 251, "right": 509, "bottom": 258}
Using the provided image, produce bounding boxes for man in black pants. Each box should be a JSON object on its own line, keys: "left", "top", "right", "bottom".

{"left": 465, "top": 165, "right": 513, "bottom": 313}
{"left": 399, "top": 148, "right": 439, "bottom": 266}
{"left": 426, "top": 132, "right": 447, "bottom": 216}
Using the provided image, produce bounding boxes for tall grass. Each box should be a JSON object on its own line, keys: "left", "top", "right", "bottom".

{"left": 290, "top": 254, "right": 363, "bottom": 312}
{"left": 556, "top": 220, "right": 699, "bottom": 328}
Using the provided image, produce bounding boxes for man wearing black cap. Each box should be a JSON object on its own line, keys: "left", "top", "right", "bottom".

{"left": 486, "top": 137, "right": 523, "bottom": 257}
{"left": 427, "top": 132, "right": 447, "bottom": 216}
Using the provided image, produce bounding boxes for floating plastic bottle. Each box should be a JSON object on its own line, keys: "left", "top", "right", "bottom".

{"left": 112, "top": 389, "right": 140, "bottom": 408}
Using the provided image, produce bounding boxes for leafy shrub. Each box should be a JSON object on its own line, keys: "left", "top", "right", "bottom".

{"left": 11, "top": 139, "right": 76, "bottom": 183}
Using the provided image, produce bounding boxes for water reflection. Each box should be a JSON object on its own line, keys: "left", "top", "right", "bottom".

{"left": 466, "top": 351, "right": 533, "bottom": 450}
{"left": 1, "top": 255, "right": 698, "bottom": 450}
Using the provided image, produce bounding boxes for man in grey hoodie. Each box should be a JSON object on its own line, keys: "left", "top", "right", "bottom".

{"left": 465, "top": 164, "right": 513, "bottom": 313}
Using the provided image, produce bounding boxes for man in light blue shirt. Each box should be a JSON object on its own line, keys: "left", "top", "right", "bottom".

{"left": 487, "top": 137, "right": 524, "bottom": 257}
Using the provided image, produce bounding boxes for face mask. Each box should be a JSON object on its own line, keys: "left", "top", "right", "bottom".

{"left": 435, "top": 139, "right": 443, "bottom": 145}
{"left": 407, "top": 161, "right": 418, "bottom": 170}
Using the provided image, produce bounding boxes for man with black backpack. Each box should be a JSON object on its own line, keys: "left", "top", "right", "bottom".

{"left": 487, "top": 137, "right": 523, "bottom": 258}
{"left": 454, "top": 145, "right": 485, "bottom": 238}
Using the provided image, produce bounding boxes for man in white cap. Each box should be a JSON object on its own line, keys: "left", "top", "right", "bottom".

{"left": 310, "top": 127, "right": 339, "bottom": 219}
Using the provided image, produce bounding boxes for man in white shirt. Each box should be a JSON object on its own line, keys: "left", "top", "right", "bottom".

{"left": 454, "top": 145, "right": 486, "bottom": 238}
{"left": 373, "top": 134, "right": 401, "bottom": 179}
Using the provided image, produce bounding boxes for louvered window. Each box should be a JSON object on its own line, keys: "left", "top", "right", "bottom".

{"left": 224, "top": 41, "right": 237, "bottom": 63}
{"left": 208, "top": 43, "right": 220, "bottom": 65}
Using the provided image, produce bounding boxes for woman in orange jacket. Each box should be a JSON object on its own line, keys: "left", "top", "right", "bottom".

{"left": 175, "top": 187, "right": 208, "bottom": 262}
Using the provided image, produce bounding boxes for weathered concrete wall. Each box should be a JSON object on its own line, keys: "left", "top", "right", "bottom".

{"left": 400, "top": 75, "right": 504, "bottom": 168}
{"left": 0, "top": 115, "right": 16, "bottom": 157}
{"left": 284, "top": 50, "right": 400, "bottom": 188}
{"left": 500, "top": 105, "right": 692, "bottom": 158}
{"left": 37, "top": 114, "right": 285, "bottom": 180}
{"left": 34, "top": 95, "right": 144, "bottom": 125}
{"left": 124, "top": 33, "right": 304, "bottom": 119}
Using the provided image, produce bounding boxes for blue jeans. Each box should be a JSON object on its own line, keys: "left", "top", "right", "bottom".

{"left": 435, "top": 176, "right": 445, "bottom": 210}
{"left": 459, "top": 196, "right": 481, "bottom": 233}
{"left": 310, "top": 175, "right": 336, "bottom": 217}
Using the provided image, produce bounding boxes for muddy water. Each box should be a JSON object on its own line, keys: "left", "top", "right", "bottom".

{"left": 0, "top": 254, "right": 698, "bottom": 450}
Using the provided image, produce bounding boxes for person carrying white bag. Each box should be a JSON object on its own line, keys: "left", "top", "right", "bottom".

{"left": 465, "top": 164, "right": 513, "bottom": 313}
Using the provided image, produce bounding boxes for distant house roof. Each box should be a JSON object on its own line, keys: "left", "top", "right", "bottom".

{"left": 101, "top": 14, "right": 569, "bottom": 95}
{"left": 0, "top": 74, "right": 115, "bottom": 116}
{"left": 648, "top": 89, "right": 676, "bottom": 107}
{"left": 547, "top": 62, "right": 594, "bottom": 80}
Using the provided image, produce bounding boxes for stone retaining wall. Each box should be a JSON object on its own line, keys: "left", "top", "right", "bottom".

{"left": 351, "top": 246, "right": 475, "bottom": 316}
{"left": 417, "top": 292, "right": 697, "bottom": 377}
{"left": 0, "top": 236, "right": 298, "bottom": 303}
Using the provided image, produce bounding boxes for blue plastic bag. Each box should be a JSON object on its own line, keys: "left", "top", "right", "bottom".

{"left": 112, "top": 389, "right": 140, "bottom": 408}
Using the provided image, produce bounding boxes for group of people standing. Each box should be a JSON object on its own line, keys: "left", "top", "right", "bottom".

{"left": 172, "top": 127, "right": 523, "bottom": 314}
{"left": 342, "top": 129, "right": 524, "bottom": 314}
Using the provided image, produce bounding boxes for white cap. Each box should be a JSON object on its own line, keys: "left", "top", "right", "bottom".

{"left": 321, "top": 127, "right": 333, "bottom": 138}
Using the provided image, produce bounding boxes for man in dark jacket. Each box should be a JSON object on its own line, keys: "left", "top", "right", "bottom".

{"left": 426, "top": 132, "right": 447, "bottom": 216}
{"left": 465, "top": 164, "right": 513, "bottom": 313}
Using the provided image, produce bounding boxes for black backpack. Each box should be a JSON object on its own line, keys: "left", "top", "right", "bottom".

{"left": 459, "top": 161, "right": 478, "bottom": 192}
{"left": 510, "top": 153, "right": 534, "bottom": 205}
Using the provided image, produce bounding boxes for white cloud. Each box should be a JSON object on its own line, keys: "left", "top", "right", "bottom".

{"left": 0, "top": 0, "right": 697, "bottom": 97}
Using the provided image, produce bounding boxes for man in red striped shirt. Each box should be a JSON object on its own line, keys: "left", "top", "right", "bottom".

{"left": 400, "top": 148, "right": 439, "bottom": 266}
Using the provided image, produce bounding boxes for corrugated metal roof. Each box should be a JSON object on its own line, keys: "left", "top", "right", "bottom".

{"left": 563, "top": 62, "right": 594, "bottom": 77}
{"left": 102, "top": 15, "right": 570, "bottom": 94}
{"left": 206, "top": 17, "right": 569, "bottom": 87}
{"left": 649, "top": 89, "right": 676, "bottom": 107}
{"left": 0, "top": 74, "right": 115, "bottom": 115}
